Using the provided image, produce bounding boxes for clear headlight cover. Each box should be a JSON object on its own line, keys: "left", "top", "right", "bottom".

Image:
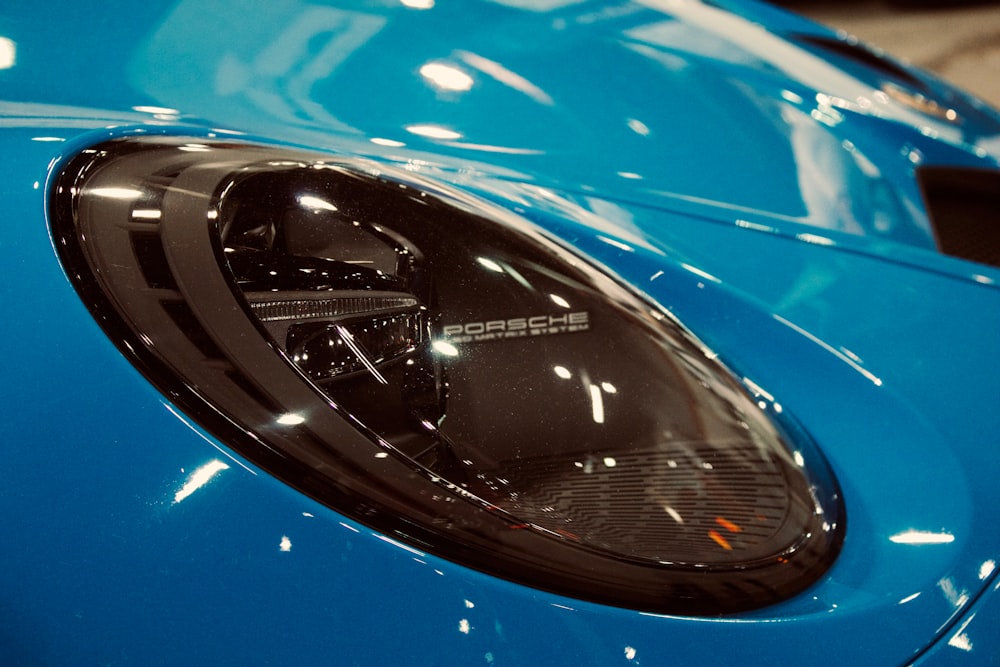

{"left": 51, "top": 137, "right": 844, "bottom": 614}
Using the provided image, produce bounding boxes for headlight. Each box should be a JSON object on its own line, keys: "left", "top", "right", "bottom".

{"left": 51, "top": 136, "right": 844, "bottom": 614}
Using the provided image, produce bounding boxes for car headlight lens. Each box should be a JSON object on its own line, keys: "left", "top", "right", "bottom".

{"left": 51, "top": 137, "right": 844, "bottom": 614}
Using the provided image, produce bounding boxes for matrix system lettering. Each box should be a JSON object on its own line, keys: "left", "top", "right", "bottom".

{"left": 442, "top": 311, "right": 590, "bottom": 343}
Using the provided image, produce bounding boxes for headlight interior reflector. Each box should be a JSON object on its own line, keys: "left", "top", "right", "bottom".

{"left": 51, "top": 137, "right": 844, "bottom": 614}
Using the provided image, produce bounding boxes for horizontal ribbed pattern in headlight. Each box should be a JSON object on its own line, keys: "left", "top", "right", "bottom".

{"left": 496, "top": 439, "right": 792, "bottom": 563}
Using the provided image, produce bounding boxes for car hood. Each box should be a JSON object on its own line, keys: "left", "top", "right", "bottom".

{"left": 9, "top": 0, "right": 1000, "bottom": 240}
{"left": 1, "top": 0, "right": 999, "bottom": 664}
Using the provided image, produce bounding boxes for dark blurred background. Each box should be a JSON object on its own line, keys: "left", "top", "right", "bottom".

{"left": 779, "top": 0, "right": 1000, "bottom": 109}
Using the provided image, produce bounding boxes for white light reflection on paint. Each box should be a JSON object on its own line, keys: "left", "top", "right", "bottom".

{"left": 680, "top": 263, "right": 721, "bottom": 283}
{"left": 781, "top": 89, "right": 804, "bottom": 105}
{"left": 948, "top": 614, "right": 975, "bottom": 652}
{"left": 839, "top": 347, "right": 863, "bottom": 364}
{"left": 773, "top": 314, "right": 883, "bottom": 387}
{"left": 458, "top": 51, "right": 554, "bottom": 106}
{"left": 898, "top": 592, "right": 921, "bottom": 605}
{"left": 279, "top": 535, "right": 292, "bottom": 552}
{"left": 889, "top": 530, "right": 955, "bottom": 545}
{"left": 420, "top": 62, "right": 474, "bottom": 92}
{"left": 979, "top": 560, "right": 996, "bottom": 580}
{"left": 458, "top": 619, "right": 471, "bottom": 634}
{"left": 596, "top": 235, "right": 634, "bottom": 253}
{"left": 437, "top": 141, "right": 543, "bottom": 155}
{"left": 627, "top": 118, "right": 650, "bottom": 136}
{"left": 0, "top": 37, "right": 15, "bottom": 69}
{"left": 796, "top": 233, "right": 836, "bottom": 247}
{"left": 554, "top": 366, "right": 572, "bottom": 380}
{"left": 406, "top": 124, "right": 463, "bottom": 140}
{"left": 402, "top": 0, "right": 435, "bottom": 8}
{"left": 625, "top": 646, "right": 638, "bottom": 661}
{"left": 371, "top": 137, "right": 406, "bottom": 147}
{"left": 173, "top": 459, "right": 230, "bottom": 504}
{"left": 938, "top": 577, "right": 969, "bottom": 608}
{"left": 132, "top": 105, "right": 180, "bottom": 115}
{"left": 735, "top": 219, "right": 777, "bottom": 234}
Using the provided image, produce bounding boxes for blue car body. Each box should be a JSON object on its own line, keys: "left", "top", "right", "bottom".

{"left": 1, "top": 0, "right": 999, "bottom": 664}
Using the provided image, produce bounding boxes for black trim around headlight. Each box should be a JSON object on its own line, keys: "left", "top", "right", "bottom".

{"left": 50, "top": 136, "right": 844, "bottom": 614}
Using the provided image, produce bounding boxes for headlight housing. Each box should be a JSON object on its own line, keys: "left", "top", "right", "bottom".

{"left": 51, "top": 136, "right": 844, "bottom": 614}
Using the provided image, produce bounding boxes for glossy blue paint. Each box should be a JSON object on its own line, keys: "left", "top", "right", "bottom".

{"left": 915, "top": 573, "right": 1000, "bottom": 665}
{"left": 1, "top": 0, "right": 999, "bottom": 664}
